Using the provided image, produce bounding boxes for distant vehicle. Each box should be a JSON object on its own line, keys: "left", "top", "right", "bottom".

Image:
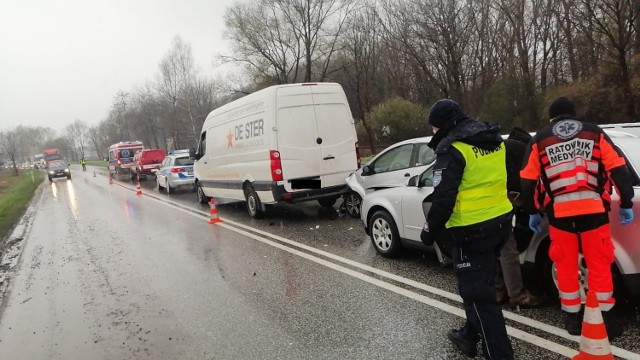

{"left": 192, "top": 82, "right": 360, "bottom": 218}
{"left": 130, "top": 149, "right": 166, "bottom": 181}
{"left": 156, "top": 150, "right": 195, "bottom": 194}
{"left": 47, "top": 160, "right": 71, "bottom": 182}
{"left": 33, "top": 154, "right": 44, "bottom": 168}
{"left": 42, "top": 149, "right": 61, "bottom": 168}
{"left": 344, "top": 136, "right": 435, "bottom": 218}
{"left": 108, "top": 141, "right": 144, "bottom": 179}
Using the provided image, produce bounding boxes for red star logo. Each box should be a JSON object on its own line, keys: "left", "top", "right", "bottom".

{"left": 226, "top": 130, "right": 234, "bottom": 148}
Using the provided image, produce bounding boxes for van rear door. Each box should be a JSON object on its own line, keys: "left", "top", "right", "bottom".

{"left": 276, "top": 84, "right": 357, "bottom": 190}
{"left": 276, "top": 86, "right": 323, "bottom": 187}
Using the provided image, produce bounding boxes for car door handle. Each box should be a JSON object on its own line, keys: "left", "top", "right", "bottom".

{"left": 404, "top": 173, "right": 410, "bottom": 177}
{"left": 323, "top": 156, "right": 335, "bottom": 160}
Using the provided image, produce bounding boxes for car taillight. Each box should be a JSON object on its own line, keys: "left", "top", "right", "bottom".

{"left": 270, "top": 150, "right": 283, "bottom": 181}
{"left": 171, "top": 168, "right": 184, "bottom": 173}
{"left": 355, "top": 142, "right": 361, "bottom": 168}
{"left": 117, "top": 160, "right": 121, "bottom": 165}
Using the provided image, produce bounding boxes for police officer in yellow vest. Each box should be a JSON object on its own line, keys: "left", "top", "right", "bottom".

{"left": 421, "top": 99, "right": 513, "bottom": 359}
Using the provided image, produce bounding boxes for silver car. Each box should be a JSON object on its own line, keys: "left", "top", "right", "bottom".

{"left": 156, "top": 152, "right": 195, "bottom": 194}
{"left": 361, "top": 129, "right": 640, "bottom": 304}
{"left": 344, "top": 136, "right": 435, "bottom": 218}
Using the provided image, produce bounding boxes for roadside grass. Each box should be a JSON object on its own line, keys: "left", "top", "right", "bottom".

{"left": 0, "top": 169, "right": 44, "bottom": 240}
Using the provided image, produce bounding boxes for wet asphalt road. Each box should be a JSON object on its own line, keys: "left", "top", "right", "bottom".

{"left": 0, "top": 166, "right": 639, "bottom": 359}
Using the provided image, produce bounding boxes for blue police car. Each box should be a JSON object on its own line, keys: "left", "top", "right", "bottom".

{"left": 156, "top": 150, "right": 195, "bottom": 194}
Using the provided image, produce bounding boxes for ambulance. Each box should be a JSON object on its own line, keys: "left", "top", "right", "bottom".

{"left": 108, "top": 141, "right": 144, "bottom": 179}
{"left": 191, "top": 82, "right": 360, "bottom": 218}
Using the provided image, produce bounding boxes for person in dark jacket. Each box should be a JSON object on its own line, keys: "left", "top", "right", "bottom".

{"left": 420, "top": 99, "right": 513, "bottom": 359}
{"left": 495, "top": 127, "right": 542, "bottom": 308}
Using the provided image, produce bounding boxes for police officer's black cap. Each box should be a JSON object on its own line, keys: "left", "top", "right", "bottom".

{"left": 428, "top": 99, "right": 465, "bottom": 129}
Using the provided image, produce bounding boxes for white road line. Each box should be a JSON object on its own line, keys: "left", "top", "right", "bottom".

{"left": 142, "top": 195, "right": 640, "bottom": 359}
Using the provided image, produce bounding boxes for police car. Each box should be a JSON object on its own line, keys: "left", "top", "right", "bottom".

{"left": 156, "top": 150, "right": 195, "bottom": 194}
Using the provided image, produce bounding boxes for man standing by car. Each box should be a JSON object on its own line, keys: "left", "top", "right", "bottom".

{"left": 520, "top": 97, "right": 634, "bottom": 338}
{"left": 420, "top": 99, "right": 513, "bottom": 359}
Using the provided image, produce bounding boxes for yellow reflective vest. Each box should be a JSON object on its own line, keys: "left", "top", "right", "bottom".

{"left": 446, "top": 141, "right": 512, "bottom": 228}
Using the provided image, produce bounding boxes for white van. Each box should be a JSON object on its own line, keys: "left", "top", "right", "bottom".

{"left": 192, "top": 82, "right": 360, "bottom": 218}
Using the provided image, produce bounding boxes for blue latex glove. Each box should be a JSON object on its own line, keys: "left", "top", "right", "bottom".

{"left": 420, "top": 222, "right": 434, "bottom": 246}
{"left": 529, "top": 213, "right": 542, "bottom": 233}
{"left": 619, "top": 208, "right": 634, "bottom": 225}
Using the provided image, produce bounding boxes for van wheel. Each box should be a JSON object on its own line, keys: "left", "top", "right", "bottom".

{"left": 318, "top": 196, "right": 338, "bottom": 209}
{"left": 196, "top": 182, "right": 211, "bottom": 204}
{"left": 244, "top": 185, "right": 264, "bottom": 219}
{"left": 368, "top": 210, "right": 402, "bottom": 258}
{"left": 343, "top": 192, "right": 362, "bottom": 218}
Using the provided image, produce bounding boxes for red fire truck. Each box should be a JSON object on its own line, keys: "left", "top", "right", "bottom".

{"left": 108, "top": 141, "right": 144, "bottom": 179}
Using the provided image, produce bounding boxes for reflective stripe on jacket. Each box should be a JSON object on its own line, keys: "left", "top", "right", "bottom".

{"left": 446, "top": 141, "right": 512, "bottom": 228}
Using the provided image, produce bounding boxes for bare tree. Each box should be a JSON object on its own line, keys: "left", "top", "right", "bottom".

{"left": 0, "top": 128, "right": 22, "bottom": 176}
{"left": 65, "top": 119, "right": 88, "bottom": 160}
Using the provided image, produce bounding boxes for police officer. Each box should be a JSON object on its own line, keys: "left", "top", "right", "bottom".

{"left": 80, "top": 158, "right": 87, "bottom": 171}
{"left": 520, "top": 97, "right": 634, "bottom": 338}
{"left": 421, "top": 99, "right": 513, "bottom": 359}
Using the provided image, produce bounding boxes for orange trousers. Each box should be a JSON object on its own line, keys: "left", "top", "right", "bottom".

{"left": 548, "top": 223, "right": 615, "bottom": 313}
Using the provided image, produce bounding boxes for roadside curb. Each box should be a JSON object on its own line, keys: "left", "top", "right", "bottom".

{"left": 0, "top": 180, "right": 46, "bottom": 308}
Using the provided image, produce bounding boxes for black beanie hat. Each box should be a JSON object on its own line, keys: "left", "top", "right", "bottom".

{"left": 428, "top": 99, "right": 465, "bottom": 129}
{"left": 548, "top": 97, "right": 576, "bottom": 119}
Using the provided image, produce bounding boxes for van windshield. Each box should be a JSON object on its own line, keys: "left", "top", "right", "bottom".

{"left": 118, "top": 148, "right": 139, "bottom": 159}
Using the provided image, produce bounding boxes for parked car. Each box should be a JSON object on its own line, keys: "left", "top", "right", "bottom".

{"left": 156, "top": 151, "right": 195, "bottom": 194}
{"left": 130, "top": 149, "right": 166, "bottom": 181}
{"left": 343, "top": 136, "right": 435, "bottom": 218}
{"left": 47, "top": 160, "right": 71, "bottom": 182}
{"left": 360, "top": 129, "right": 640, "bottom": 304}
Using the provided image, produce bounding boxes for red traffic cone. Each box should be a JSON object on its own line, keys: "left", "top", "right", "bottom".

{"left": 208, "top": 198, "right": 222, "bottom": 224}
{"left": 572, "top": 291, "right": 614, "bottom": 360}
{"left": 135, "top": 181, "right": 143, "bottom": 196}
{"left": 108, "top": 176, "right": 113, "bottom": 185}
{"left": 93, "top": 170, "right": 96, "bottom": 177}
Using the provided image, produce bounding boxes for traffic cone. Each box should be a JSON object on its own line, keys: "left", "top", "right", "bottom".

{"left": 108, "top": 176, "right": 113, "bottom": 185}
{"left": 208, "top": 198, "right": 222, "bottom": 224}
{"left": 135, "top": 181, "right": 143, "bottom": 196}
{"left": 93, "top": 170, "right": 96, "bottom": 177}
{"left": 572, "top": 291, "right": 614, "bottom": 360}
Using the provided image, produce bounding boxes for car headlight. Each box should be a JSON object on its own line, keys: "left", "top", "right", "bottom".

{"left": 49, "top": 171, "right": 55, "bottom": 174}
{"left": 64, "top": 169, "right": 70, "bottom": 172}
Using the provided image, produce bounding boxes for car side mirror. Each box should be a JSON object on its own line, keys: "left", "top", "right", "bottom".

{"left": 407, "top": 175, "right": 419, "bottom": 187}
{"left": 190, "top": 148, "right": 201, "bottom": 161}
{"left": 361, "top": 165, "right": 372, "bottom": 176}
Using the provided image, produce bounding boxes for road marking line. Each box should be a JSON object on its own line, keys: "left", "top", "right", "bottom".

{"left": 144, "top": 195, "right": 640, "bottom": 359}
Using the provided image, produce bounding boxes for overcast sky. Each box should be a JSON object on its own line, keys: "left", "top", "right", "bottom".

{"left": 0, "top": 0, "right": 236, "bottom": 133}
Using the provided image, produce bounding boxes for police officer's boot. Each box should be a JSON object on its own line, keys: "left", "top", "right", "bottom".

{"left": 602, "top": 311, "right": 623, "bottom": 340}
{"left": 564, "top": 311, "right": 582, "bottom": 336}
{"left": 447, "top": 327, "right": 479, "bottom": 357}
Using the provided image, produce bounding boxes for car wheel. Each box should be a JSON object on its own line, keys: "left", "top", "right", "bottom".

{"left": 244, "top": 185, "right": 264, "bottom": 219}
{"left": 344, "top": 192, "right": 362, "bottom": 218}
{"left": 48, "top": 176, "right": 52, "bottom": 182}
{"left": 318, "top": 196, "right": 338, "bottom": 209}
{"left": 166, "top": 179, "right": 171, "bottom": 194}
{"left": 157, "top": 179, "right": 164, "bottom": 192}
{"left": 368, "top": 210, "right": 402, "bottom": 258}
{"left": 66, "top": 174, "right": 71, "bottom": 180}
{"left": 196, "top": 182, "right": 211, "bottom": 204}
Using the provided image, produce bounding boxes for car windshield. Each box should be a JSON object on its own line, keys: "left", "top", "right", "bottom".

{"left": 175, "top": 157, "right": 194, "bottom": 166}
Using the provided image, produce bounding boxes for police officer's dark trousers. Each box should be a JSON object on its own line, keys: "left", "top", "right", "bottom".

{"left": 450, "top": 213, "right": 514, "bottom": 360}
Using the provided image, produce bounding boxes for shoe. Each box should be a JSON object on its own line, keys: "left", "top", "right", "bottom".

{"left": 447, "top": 329, "right": 478, "bottom": 357}
{"left": 496, "top": 289, "right": 506, "bottom": 304}
{"left": 564, "top": 312, "right": 582, "bottom": 336}
{"left": 602, "top": 312, "right": 624, "bottom": 340}
{"left": 508, "top": 289, "right": 542, "bottom": 308}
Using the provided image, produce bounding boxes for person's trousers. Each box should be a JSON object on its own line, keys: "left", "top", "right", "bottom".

{"left": 451, "top": 215, "right": 514, "bottom": 360}
{"left": 496, "top": 226, "right": 524, "bottom": 298}
{"left": 548, "top": 223, "right": 615, "bottom": 313}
